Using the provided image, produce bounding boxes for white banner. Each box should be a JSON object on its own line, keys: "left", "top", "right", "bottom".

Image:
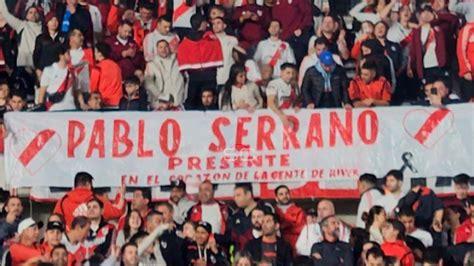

{"left": 4, "top": 104, "right": 474, "bottom": 189}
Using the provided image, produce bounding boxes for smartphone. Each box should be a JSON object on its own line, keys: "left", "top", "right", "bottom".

{"left": 430, "top": 87, "right": 437, "bottom": 95}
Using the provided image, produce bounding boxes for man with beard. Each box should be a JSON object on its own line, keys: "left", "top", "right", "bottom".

{"left": 296, "top": 199, "right": 351, "bottom": 256}
{"left": 274, "top": 185, "right": 305, "bottom": 251}
{"left": 234, "top": 207, "right": 268, "bottom": 252}
{"left": 168, "top": 180, "right": 195, "bottom": 226}
{"left": 310, "top": 215, "right": 353, "bottom": 265}
{"left": 244, "top": 213, "right": 293, "bottom": 265}
{"left": 382, "top": 170, "right": 406, "bottom": 217}
{"left": 51, "top": 244, "right": 69, "bottom": 266}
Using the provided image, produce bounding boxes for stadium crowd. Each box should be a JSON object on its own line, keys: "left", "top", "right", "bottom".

{"left": 0, "top": 171, "right": 472, "bottom": 265}
{"left": 0, "top": 0, "right": 474, "bottom": 264}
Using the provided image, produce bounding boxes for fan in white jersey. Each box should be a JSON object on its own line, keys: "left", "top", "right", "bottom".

{"left": 382, "top": 170, "right": 406, "bottom": 218}
{"left": 68, "top": 29, "right": 93, "bottom": 110}
{"left": 143, "top": 16, "right": 180, "bottom": 62}
{"left": 38, "top": 46, "right": 77, "bottom": 111}
{"left": 212, "top": 17, "right": 239, "bottom": 86}
{"left": 266, "top": 63, "right": 298, "bottom": 128}
{"left": 356, "top": 173, "right": 385, "bottom": 228}
{"left": 254, "top": 20, "right": 296, "bottom": 78}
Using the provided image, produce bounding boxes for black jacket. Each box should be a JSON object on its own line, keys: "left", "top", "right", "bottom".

{"left": 185, "top": 241, "right": 228, "bottom": 265}
{"left": 301, "top": 65, "right": 350, "bottom": 108}
{"left": 119, "top": 90, "right": 149, "bottom": 111}
{"left": 159, "top": 230, "right": 186, "bottom": 266}
{"left": 311, "top": 240, "right": 353, "bottom": 266}
{"left": 243, "top": 237, "right": 293, "bottom": 266}
{"left": 33, "top": 32, "right": 66, "bottom": 70}
{"left": 55, "top": 3, "right": 93, "bottom": 47}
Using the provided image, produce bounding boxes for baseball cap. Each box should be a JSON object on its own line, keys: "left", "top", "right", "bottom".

{"left": 158, "top": 93, "right": 172, "bottom": 103}
{"left": 196, "top": 221, "right": 212, "bottom": 234}
{"left": 46, "top": 221, "right": 64, "bottom": 232}
{"left": 306, "top": 208, "right": 317, "bottom": 216}
{"left": 17, "top": 218, "right": 43, "bottom": 235}
{"left": 453, "top": 174, "right": 470, "bottom": 185}
{"left": 319, "top": 51, "right": 335, "bottom": 66}
{"left": 170, "top": 180, "right": 186, "bottom": 191}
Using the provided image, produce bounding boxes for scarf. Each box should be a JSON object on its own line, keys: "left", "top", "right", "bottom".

{"left": 315, "top": 61, "right": 334, "bottom": 92}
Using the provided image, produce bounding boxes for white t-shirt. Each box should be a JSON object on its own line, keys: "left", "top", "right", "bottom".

{"left": 410, "top": 228, "right": 433, "bottom": 248}
{"left": 382, "top": 191, "right": 406, "bottom": 218}
{"left": 356, "top": 188, "right": 384, "bottom": 228}
{"left": 40, "top": 63, "right": 76, "bottom": 111}
{"left": 254, "top": 39, "right": 296, "bottom": 77}
{"left": 216, "top": 33, "right": 238, "bottom": 85}
{"left": 69, "top": 48, "right": 90, "bottom": 93}
{"left": 143, "top": 30, "right": 180, "bottom": 62}
{"left": 421, "top": 26, "right": 439, "bottom": 69}
{"left": 266, "top": 78, "right": 294, "bottom": 108}
{"left": 201, "top": 203, "right": 222, "bottom": 234}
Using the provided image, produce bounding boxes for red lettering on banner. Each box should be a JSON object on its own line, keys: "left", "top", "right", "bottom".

{"left": 220, "top": 156, "right": 230, "bottom": 169}
{"left": 138, "top": 120, "right": 153, "bottom": 157}
{"left": 358, "top": 110, "right": 378, "bottom": 144}
{"left": 207, "top": 157, "right": 216, "bottom": 170}
{"left": 283, "top": 116, "right": 301, "bottom": 149}
{"left": 169, "top": 157, "right": 183, "bottom": 170}
{"left": 281, "top": 154, "right": 290, "bottom": 166}
{"left": 113, "top": 120, "right": 133, "bottom": 157}
{"left": 209, "top": 117, "right": 230, "bottom": 152}
{"left": 256, "top": 116, "right": 275, "bottom": 151}
{"left": 188, "top": 156, "right": 201, "bottom": 170}
{"left": 305, "top": 113, "right": 323, "bottom": 148}
{"left": 86, "top": 120, "right": 105, "bottom": 158}
{"left": 329, "top": 110, "right": 353, "bottom": 147}
{"left": 159, "top": 119, "right": 181, "bottom": 157}
{"left": 236, "top": 117, "right": 251, "bottom": 148}
{"left": 68, "top": 120, "right": 85, "bottom": 157}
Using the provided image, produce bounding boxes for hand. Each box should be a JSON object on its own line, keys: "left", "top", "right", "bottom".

{"left": 118, "top": 185, "right": 126, "bottom": 196}
{"left": 338, "top": 29, "right": 346, "bottom": 42}
{"left": 122, "top": 49, "right": 130, "bottom": 58}
{"left": 247, "top": 106, "right": 256, "bottom": 113}
{"left": 207, "top": 237, "right": 218, "bottom": 253}
{"left": 80, "top": 102, "right": 90, "bottom": 111}
{"left": 238, "top": 100, "right": 250, "bottom": 109}
{"left": 407, "top": 67, "right": 414, "bottom": 78}
{"left": 432, "top": 219, "right": 442, "bottom": 233}
{"left": 312, "top": 252, "right": 322, "bottom": 260}
{"left": 344, "top": 104, "right": 352, "bottom": 110}
{"left": 294, "top": 29, "right": 302, "bottom": 37}
{"left": 193, "top": 258, "right": 207, "bottom": 266}
{"left": 280, "top": 115, "right": 292, "bottom": 129}
{"left": 6, "top": 211, "right": 17, "bottom": 224}
{"left": 250, "top": 13, "right": 258, "bottom": 21}
{"left": 129, "top": 48, "right": 136, "bottom": 58}
{"left": 362, "top": 98, "right": 374, "bottom": 107}
{"left": 114, "top": 0, "right": 120, "bottom": 5}
{"left": 464, "top": 73, "right": 473, "bottom": 81}
{"left": 306, "top": 103, "right": 315, "bottom": 109}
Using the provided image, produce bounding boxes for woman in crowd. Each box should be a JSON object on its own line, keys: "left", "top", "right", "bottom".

{"left": 219, "top": 64, "right": 263, "bottom": 111}
{"left": 116, "top": 210, "right": 144, "bottom": 248}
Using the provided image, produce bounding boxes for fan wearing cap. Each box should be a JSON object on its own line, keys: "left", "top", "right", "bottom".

{"left": 119, "top": 76, "right": 149, "bottom": 111}
{"left": 155, "top": 93, "right": 183, "bottom": 111}
{"left": 185, "top": 221, "right": 228, "bottom": 265}
{"left": 10, "top": 217, "right": 45, "bottom": 265}
{"left": 408, "top": 5, "right": 448, "bottom": 85}
{"left": 188, "top": 180, "right": 229, "bottom": 243}
{"left": 301, "top": 50, "right": 351, "bottom": 109}
{"left": 33, "top": 12, "right": 66, "bottom": 78}
{"left": 41, "top": 220, "right": 72, "bottom": 263}
{"left": 444, "top": 174, "right": 471, "bottom": 209}
{"left": 168, "top": 180, "right": 195, "bottom": 226}
{"left": 144, "top": 39, "right": 185, "bottom": 109}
